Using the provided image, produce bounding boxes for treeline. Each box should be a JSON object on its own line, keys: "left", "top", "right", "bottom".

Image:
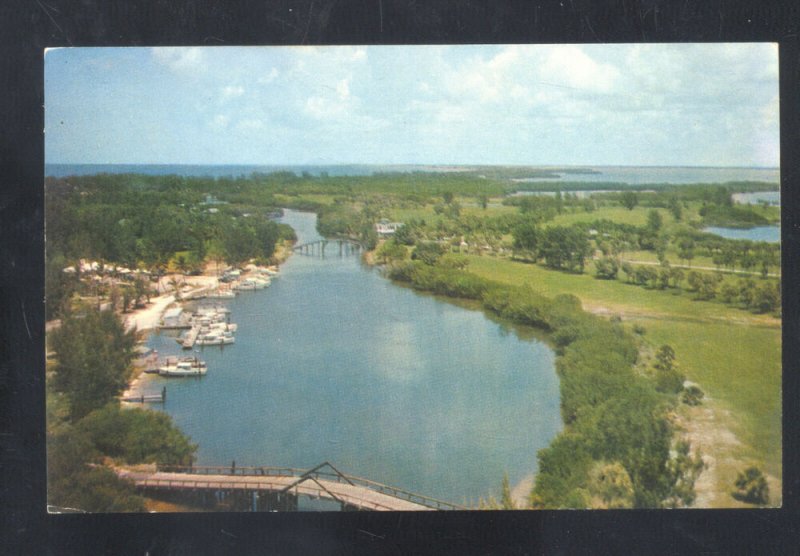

{"left": 607, "top": 261, "right": 781, "bottom": 314}
{"left": 387, "top": 259, "right": 703, "bottom": 508}
{"left": 45, "top": 175, "right": 295, "bottom": 319}
{"left": 47, "top": 305, "right": 196, "bottom": 512}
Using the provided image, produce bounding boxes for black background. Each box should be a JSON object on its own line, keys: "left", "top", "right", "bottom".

{"left": 2, "top": 1, "right": 799, "bottom": 554}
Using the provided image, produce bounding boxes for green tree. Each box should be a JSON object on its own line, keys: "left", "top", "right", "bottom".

{"left": 668, "top": 196, "right": 683, "bottom": 221}
{"left": 47, "top": 427, "right": 146, "bottom": 512}
{"left": 677, "top": 238, "right": 695, "bottom": 266}
{"left": 620, "top": 191, "right": 639, "bottom": 210}
{"left": 221, "top": 220, "right": 257, "bottom": 265}
{"left": 540, "top": 226, "right": 591, "bottom": 273}
{"left": 732, "top": 466, "right": 770, "bottom": 505}
{"left": 653, "top": 344, "right": 684, "bottom": 394}
{"left": 79, "top": 404, "right": 197, "bottom": 466}
{"left": 411, "top": 242, "right": 446, "bottom": 266}
{"left": 588, "top": 461, "right": 634, "bottom": 509}
{"left": 646, "top": 209, "right": 663, "bottom": 233}
{"left": 375, "top": 240, "right": 408, "bottom": 265}
{"left": 663, "top": 440, "right": 705, "bottom": 508}
{"left": 512, "top": 220, "right": 539, "bottom": 259}
{"left": 50, "top": 306, "right": 136, "bottom": 420}
{"left": 594, "top": 257, "right": 619, "bottom": 280}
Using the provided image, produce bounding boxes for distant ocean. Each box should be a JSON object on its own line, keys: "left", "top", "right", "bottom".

{"left": 45, "top": 164, "right": 780, "bottom": 185}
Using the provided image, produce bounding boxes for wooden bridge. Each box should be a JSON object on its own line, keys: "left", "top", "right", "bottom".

{"left": 117, "top": 461, "right": 465, "bottom": 512}
{"left": 292, "top": 239, "right": 362, "bottom": 257}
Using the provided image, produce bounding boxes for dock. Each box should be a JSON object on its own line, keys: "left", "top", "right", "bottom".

{"left": 181, "top": 327, "right": 200, "bottom": 349}
{"left": 122, "top": 387, "right": 166, "bottom": 404}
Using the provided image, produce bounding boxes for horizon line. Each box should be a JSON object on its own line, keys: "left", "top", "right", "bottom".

{"left": 44, "top": 162, "right": 781, "bottom": 170}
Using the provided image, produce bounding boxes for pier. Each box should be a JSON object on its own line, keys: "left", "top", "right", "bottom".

{"left": 117, "top": 461, "right": 465, "bottom": 512}
{"left": 122, "top": 387, "right": 166, "bottom": 404}
{"left": 181, "top": 327, "right": 200, "bottom": 349}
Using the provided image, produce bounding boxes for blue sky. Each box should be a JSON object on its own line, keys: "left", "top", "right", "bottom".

{"left": 45, "top": 44, "right": 779, "bottom": 167}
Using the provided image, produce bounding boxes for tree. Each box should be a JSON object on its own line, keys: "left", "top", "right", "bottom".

{"left": 375, "top": 240, "right": 408, "bottom": 265}
{"left": 663, "top": 440, "right": 705, "bottom": 508}
{"left": 411, "top": 242, "right": 446, "bottom": 265}
{"left": 133, "top": 277, "right": 150, "bottom": 307}
{"left": 50, "top": 306, "right": 137, "bottom": 420}
{"left": 540, "top": 226, "right": 591, "bottom": 273}
{"left": 47, "top": 427, "right": 146, "bottom": 512}
{"left": 479, "top": 194, "right": 489, "bottom": 210}
{"left": 668, "top": 196, "right": 683, "bottom": 221}
{"left": 620, "top": 191, "right": 639, "bottom": 210}
{"left": 732, "top": 466, "right": 769, "bottom": 505}
{"left": 589, "top": 461, "right": 634, "bottom": 509}
{"left": 653, "top": 344, "right": 684, "bottom": 394}
{"left": 79, "top": 404, "right": 197, "bottom": 466}
{"left": 677, "top": 238, "right": 695, "bottom": 266}
{"left": 512, "top": 220, "right": 539, "bottom": 259}
{"left": 594, "top": 257, "right": 619, "bottom": 280}
{"left": 646, "top": 210, "right": 663, "bottom": 233}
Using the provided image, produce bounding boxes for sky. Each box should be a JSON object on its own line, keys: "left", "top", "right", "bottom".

{"left": 44, "top": 44, "right": 780, "bottom": 167}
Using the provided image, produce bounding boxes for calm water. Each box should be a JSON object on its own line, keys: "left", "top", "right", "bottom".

{"left": 510, "top": 166, "right": 779, "bottom": 185}
{"left": 145, "top": 211, "right": 561, "bottom": 504}
{"left": 733, "top": 191, "right": 781, "bottom": 206}
{"left": 46, "top": 163, "right": 779, "bottom": 185}
{"left": 703, "top": 225, "right": 781, "bottom": 243}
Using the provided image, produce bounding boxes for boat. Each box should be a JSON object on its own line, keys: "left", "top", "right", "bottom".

{"left": 201, "top": 321, "right": 238, "bottom": 333}
{"left": 232, "top": 280, "right": 256, "bottom": 291}
{"left": 206, "top": 289, "right": 236, "bottom": 299}
{"left": 195, "top": 331, "right": 235, "bottom": 346}
{"left": 158, "top": 357, "right": 207, "bottom": 377}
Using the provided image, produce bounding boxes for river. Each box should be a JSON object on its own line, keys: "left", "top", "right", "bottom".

{"left": 146, "top": 210, "right": 562, "bottom": 505}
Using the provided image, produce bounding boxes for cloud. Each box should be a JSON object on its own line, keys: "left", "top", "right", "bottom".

{"left": 221, "top": 85, "right": 245, "bottom": 99}
{"left": 151, "top": 47, "right": 206, "bottom": 75}
{"left": 258, "top": 67, "right": 279, "bottom": 84}
{"left": 236, "top": 118, "right": 264, "bottom": 132}
{"left": 211, "top": 114, "right": 229, "bottom": 129}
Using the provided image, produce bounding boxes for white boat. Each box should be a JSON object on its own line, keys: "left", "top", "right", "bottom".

{"left": 206, "top": 289, "right": 236, "bottom": 299}
{"left": 205, "top": 321, "right": 237, "bottom": 333}
{"left": 195, "top": 331, "right": 235, "bottom": 346}
{"left": 158, "top": 357, "right": 207, "bottom": 377}
{"left": 251, "top": 277, "right": 270, "bottom": 288}
{"left": 233, "top": 280, "right": 256, "bottom": 291}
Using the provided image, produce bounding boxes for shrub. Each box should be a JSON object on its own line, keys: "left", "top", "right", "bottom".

{"left": 681, "top": 385, "right": 705, "bottom": 406}
{"left": 732, "top": 466, "right": 770, "bottom": 505}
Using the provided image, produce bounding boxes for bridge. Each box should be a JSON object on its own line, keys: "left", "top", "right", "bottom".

{"left": 116, "top": 461, "right": 465, "bottom": 512}
{"left": 292, "top": 239, "right": 362, "bottom": 257}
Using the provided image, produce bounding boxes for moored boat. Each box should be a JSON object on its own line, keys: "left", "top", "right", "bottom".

{"left": 158, "top": 357, "right": 207, "bottom": 377}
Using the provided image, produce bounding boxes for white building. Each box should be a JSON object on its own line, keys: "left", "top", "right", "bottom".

{"left": 375, "top": 219, "right": 404, "bottom": 236}
{"left": 161, "top": 307, "right": 184, "bottom": 328}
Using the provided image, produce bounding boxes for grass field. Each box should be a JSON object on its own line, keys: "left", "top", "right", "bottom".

{"left": 464, "top": 253, "right": 782, "bottom": 495}
{"left": 465, "top": 255, "right": 778, "bottom": 326}
{"left": 643, "top": 320, "right": 781, "bottom": 478}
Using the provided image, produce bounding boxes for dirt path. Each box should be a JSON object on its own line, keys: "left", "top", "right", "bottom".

{"left": 581, "top": 301, "right": 781, "bottom": 328}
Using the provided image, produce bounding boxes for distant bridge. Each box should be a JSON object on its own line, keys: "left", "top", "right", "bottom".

{"left": 117, "top": 461, "right": 465, "bottom": 512}
{"left": 292, "top": 239, "right": 362, "bottom": 257}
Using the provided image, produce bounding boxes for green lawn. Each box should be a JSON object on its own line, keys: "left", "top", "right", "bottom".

{"left": 642, "top": 320, "right": 781, "bottom": 478}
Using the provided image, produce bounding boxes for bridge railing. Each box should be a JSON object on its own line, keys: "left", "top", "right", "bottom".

{"left": 156, "top": 463, "right": 466, "bottom": 511}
